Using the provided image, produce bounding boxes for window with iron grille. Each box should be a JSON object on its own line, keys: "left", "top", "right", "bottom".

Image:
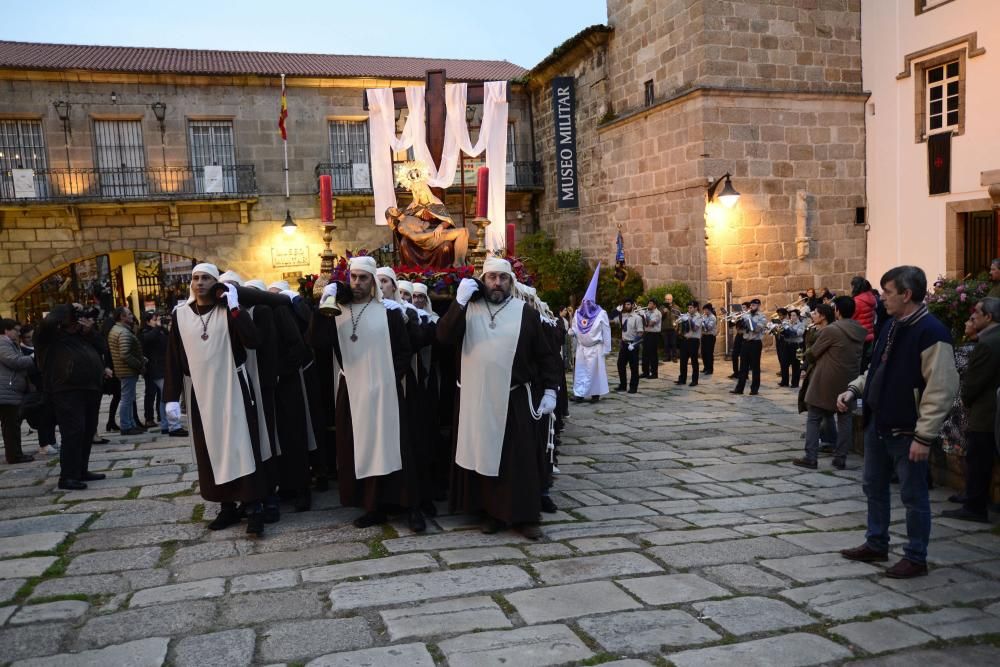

{"left": 93, "top": 120, "right": 147, "bottom": 197}
{"left": 506, "top": 122, "right": 516, "bottom": 164}
{"left": 329, "top": 120, "right": 371, "bottom": 190}
{"left": 644, "top": 80, "right": 655, "bottom": 107}
{"left": 927, "top": 60, "right": 960, "bottom": 135}
{"left": 189, "top": 120, "right": 236, "bottom": 192}
{"left": 0, "top": 120, "right": 48, "bottom": 198}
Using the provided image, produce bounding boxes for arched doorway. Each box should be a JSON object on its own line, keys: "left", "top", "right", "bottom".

{"left": 13, "top": 250, "right": 198, "bottom": 323}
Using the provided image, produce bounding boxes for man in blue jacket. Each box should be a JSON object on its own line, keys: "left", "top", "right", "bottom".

{"left": 836, "top": 266, "right": 959, "bottom": 578}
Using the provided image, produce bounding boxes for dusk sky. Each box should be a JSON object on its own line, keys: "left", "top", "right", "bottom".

{"left": 3, "top": 0, "right": 609, "bottom": 68}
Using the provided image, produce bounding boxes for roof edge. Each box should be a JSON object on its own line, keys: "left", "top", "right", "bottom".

{"left": 526, "top": 25, "right": 612, "bottom": 86}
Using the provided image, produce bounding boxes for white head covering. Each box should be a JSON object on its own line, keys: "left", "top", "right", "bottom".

{"left": 244, "top": 279, "right": 267, "bottom": 291}
{"left": 397, "top": 280, "right": 414, "bottom": 296}
{"left": 412, "top": 282, "right": 429, "bottom": 297}
{"left": 375, "top": 266, "right": 399, "bottom": 301}
{"left": 481, "top": 257, "right": 514, "bottom": 278}
{"left": 349, "top": 256, "right": 382, "bottom": 302}
{"left": 184, "top": 263, "right": 221, "bottom": 306}
{"left": 268, "top": 280, "right": 290, "bottom": 292}
{"left": 219, "top": 270, "right": 243, "bottom": 286}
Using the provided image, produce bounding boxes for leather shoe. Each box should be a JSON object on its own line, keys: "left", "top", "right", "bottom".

{"left": 58, "top": 479, "right": 87, "bottom": 490}
{"left": 792, "top": 457, "right": 817, "bottom": 469}
{"left": 689, "top": 381, "right": 698, "bottom": 387}
{"left": 245, "top": 511, "right": 264, "bottom": 537}
{"left": 674, "top": 380, "right": 686, "bottom": 385}
{"left": 518, "top": 522, "right": 543, "bottom": 540}
{"left": 7, "top": 454, "right": 34, "bottom": 464}
{"left": 940, "top": 507, "right": 989, "bottom": 523}
{"left": 408, "top": 509, "right": 426, "bottom": 533}
{"left": 947, "top": 493, "right": 967, "bottom": 504}
{"left": 168, "top": 428, "right": 189, "bottom": 437}
{"left": 613, "top": 386, "right": 626, "bottom": 392}
{"left": 832, "top": 457, "right": 846, "bottom": 470}
{"left": 481, "top": 516, "right": 503, "bottom": 534}
{"left": 352, "top": 511, "right": 386, "bottom": 528}
{"left": 207, "top": 504, "right": 242, "bottom": 530}
{"left": 729, "top": 389, "right": 743, "bottom": 394}
{"left": 121, "top": 427, "right": 145, "bottom": 436}
{"left": 885, "top": 558, "right": 928, "bottom": 579}
{"left": 82, "top": 472, "right": 106, "bottom": 481}
{"left": 749, "top": 390, "right": 759, "bottom": 395}
{"left": 540, "top": 496, "right": 558, "bottom": 514}
{"left": 840, "top": 544, "right": 889, "bottom": 563}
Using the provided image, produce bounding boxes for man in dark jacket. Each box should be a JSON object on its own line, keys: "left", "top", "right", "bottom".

{"left": 0, "top": 319, "right": 35, "bottom": 464}
{"left": 943, "top": 297, "right": 1000, "bottom": 523}
{"left": 36, "top": 305, "right": 109, "bottom": 489}
{"left": 108, "top": 308, "right": 146, "bottom": 435}
{"left": 837, "top": 266, "right": 959, "bottom": 579}
{"left": 793, "top": 297, "right": 867, "bottom": 470}
{"left": 140, "top": 312, "right": 186, "bottom": 437}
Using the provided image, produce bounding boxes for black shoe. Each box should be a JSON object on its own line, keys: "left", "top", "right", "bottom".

{"left": 420, "top": 499, "right": 438, "bottom": 518}
{"left": 948, "top": 493, "right": 967, "bottom": 504}
{"left": 106, "top": 423, "right": 120, "bottom": 432}
{"left": 729, "top": 389, "right": 743, "bottom": 394}
{"left": 885, "top": 558, "right": 928, "bottom": 579}
{"left": 408, "top": 509, "right": 427, "bottom": 533}
{"left": 352, "top": 511, "right": 386, "bottom": 528}
{"left": 639, "top": 374, "right": 650, "bottom": 379}
{"left": 168, "top": 428, "right": 189, "bottom": 437}
{"left": 81, "top": 472, "right": 106, "bottom": 481}
{"left": 840, "top": 544, "right": 889, "bottom": 563}
{"left": 262, "top": 502, "right": 281, "bottom": 524}
{"left": 674, "top": 380, "right": 686, "bottom": 385}
{"left": 778, "top": 382, "right": 789, "bottom": 387}
{"left": 792, "top": 457, "right": 817, "bottom": 469}
{"left": 207, "top": 504, "right": 242, "bottom": 530}
{"left": 92, "top": 437, "right": 110, "bottom": 445}
{"left": 613, "top": 386, "right": 626, "bottom": 392}
{"left": 7, "top": 454, "right": 34, "bottom": 464}
{"left": 689, "top": 381, "right": 698, "bottom": 387}
{"left": 58, "top": 479, "right": 87, "bottom": 490}
{"left": 246, "top": 511, "right": 264, "bottom": 536}
{"left": 832, "top": 457, "right": 846, "bottom": 470}
{"left": 819, "top": 444, "right": 835, "bottom": 454}
{"left": 540, "top": 496, "right": 558, "bottom": 514}
{"left": 589, "top": 396, "right": 600, "bottom": 403}
{"left": 728, "top": 374, "right": 738, "bottom": 379}
{"left": 749, "top": 390, "right": 759, "bottom": 395}
{"left": 481, "top": 516, "right": 504, "bottom": 534}
{"left": 627, "top": 389, "right": 637, "bottom": 394}
{"left": 121, "top": 427, "right": 145, "bottom": 436}
{"left": 571, "top": 396, "right": 584, "bottom": 403}
{"left": 940, "top": 507, "right": 989, "bottom": 523}
{"left": 790, "top": 383, "right": 799, "bottom": 388}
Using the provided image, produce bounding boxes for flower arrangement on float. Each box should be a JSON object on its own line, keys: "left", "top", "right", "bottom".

{"left": 926, "top": 274, "right": 992, "bottom": 341}
{"left": 327, "top": 249, "right": 534, "bottom": 298}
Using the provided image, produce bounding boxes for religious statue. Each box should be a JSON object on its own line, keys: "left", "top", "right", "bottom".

{"left": 385, "top": 161, "right": 469, "bottom": 268}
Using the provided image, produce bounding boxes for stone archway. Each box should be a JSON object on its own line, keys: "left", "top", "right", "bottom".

{"left": 2, "top": 239, "right": 221, "bottom": 305}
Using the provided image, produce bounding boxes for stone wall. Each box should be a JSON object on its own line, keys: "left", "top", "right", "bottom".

{"left": 530, "top": 0, "right": 867, "bottom": 310}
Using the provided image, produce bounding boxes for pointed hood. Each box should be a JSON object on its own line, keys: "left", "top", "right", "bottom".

{"left": 575, "top": 262, "right": 603, "bottom": 334}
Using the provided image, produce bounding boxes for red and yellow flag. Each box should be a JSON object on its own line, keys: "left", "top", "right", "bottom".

{"left": 278, "top": 75, "right": 288, "bottom": 140}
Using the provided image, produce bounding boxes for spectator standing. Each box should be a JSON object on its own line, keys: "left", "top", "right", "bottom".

{"left": 942, "top": 297, "right": 1000, "bottom": 523}
{"left": 0, "top": 319, "right": 35, "bottom": 464}
{"left": 140, "top": 312, "right": 187, "bottom": 437}
{"left": 640, "top": 299, "right": 662, "bottom": 378}
{"left": 793, "top": 297, "right": 866, "bottom": 470}
{"left": 851, "top": 277, "right": 877, "bottom": 372}
{"left": 988, "top": 259, "right": 1000, "bottom": 299}
{"left": 35, "top": 305, "right": 108, "bottom": 489}
{"left": 140, "top": 312, "right": 160, "bottom": 428}
{"left": 838, "top": 266, "right": 959, "bottom": 579}
{"left": 19, "top": 326, "right": 59, "bottom": 457}
{"left": 107, "top": 307, "right": 147, "bottom": 436}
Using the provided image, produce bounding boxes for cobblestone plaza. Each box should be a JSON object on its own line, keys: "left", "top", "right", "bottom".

{"left": 1, "top": 358, "right": 997, "bottom": 665}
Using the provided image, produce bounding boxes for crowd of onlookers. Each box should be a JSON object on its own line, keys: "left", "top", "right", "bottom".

{"left": 0, "top": 305, "right": 187, "bottom": 470}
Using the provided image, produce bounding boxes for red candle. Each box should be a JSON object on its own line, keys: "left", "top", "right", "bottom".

{"left": 476, "top": 166, "right": 489, "bottom": 218}
{"left": 319, "top": 174, "right": 333, "bottom": 222}
{"left": 506, "top": 223, "right": 516, "bottom": 256}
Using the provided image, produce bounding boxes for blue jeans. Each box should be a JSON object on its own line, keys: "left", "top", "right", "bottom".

{"left": 804, "top": 406, "right": 851, "bottom": 462}
{"left": 153, "top": 378, "right": 182, "bottom": 433}
{"left": 119, "top": 376, "right": 138, "bottom": 432}
{"left": 862, "top": 425, "right": 931, "bottom": 564}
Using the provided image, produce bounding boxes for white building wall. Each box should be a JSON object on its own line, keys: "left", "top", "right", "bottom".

{"left": 862, "top": 0, "right": 1000, "bottom": 282}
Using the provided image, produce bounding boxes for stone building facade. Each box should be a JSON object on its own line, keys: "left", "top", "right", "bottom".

{"left": 529, "top": 0, "right": 868, "bottom": 311}
{"left": 0, "top": 44, "right": 537, "bottom": 319}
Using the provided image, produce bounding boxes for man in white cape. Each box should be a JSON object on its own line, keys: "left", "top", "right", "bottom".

{"left": 570, "top": 264, "right": 612, "bottom": 403}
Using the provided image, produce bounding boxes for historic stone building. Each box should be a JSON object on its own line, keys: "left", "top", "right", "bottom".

{"left": 528, "top": 0, "right": 868, "bottom": 310}
{"left": 0, "top": 43, "right": 537, "bottom": 319}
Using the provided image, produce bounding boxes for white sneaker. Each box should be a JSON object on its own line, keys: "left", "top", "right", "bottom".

{"left": 552, "top": 465, "right": 561, "bottom": 475}
{"left": 39, "top": 444, "right": 60, "bottom": 456}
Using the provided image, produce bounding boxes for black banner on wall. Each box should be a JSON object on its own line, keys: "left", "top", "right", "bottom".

{"left": 552, "top": 77, "right": 579, "bottom": 209}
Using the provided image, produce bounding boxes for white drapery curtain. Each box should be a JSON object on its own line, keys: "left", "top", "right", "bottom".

{"left": 366, "top": 81, "right": 508, "bottom": 251}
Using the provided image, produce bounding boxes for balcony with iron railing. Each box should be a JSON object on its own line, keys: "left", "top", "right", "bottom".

{"left": 0, "top": 165, "right": 258, "bottom": 205}
{"left": 313, "top": 160, "right": 544, "bottom": 196}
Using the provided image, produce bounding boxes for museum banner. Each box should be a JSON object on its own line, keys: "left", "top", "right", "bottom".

{"left": 551, "top": 77, "right": 579, "bottom": 209}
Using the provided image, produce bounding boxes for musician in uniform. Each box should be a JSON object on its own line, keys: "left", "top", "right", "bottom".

{"left": 731, "top": 298, "right": 768, "bottom": 395}
{"left": 676, "top": 301, "right": 703, "bottom": 387}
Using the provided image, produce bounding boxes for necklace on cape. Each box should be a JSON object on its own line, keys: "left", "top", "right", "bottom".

{"left": 347, "top": 298, "right": 373, "bottom": 342}
{"left": 485, "top": 296, "right": 513, "bottom": 330}
{"left": 196, "top": 305, "right": 215, "bottom": 341}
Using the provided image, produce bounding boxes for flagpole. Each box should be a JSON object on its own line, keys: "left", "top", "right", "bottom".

{"left": 281, "top": 74, "right": 289, "bottom": 199}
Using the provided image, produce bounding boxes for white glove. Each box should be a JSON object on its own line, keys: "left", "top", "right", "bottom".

{"left": 538, "top": 389, "right": 557, "bottom": 415}
{"left": 322, "top": 283, "right": 338, "bottom": 299}
{"left": 166, "top": 402, "right": 181, "bottom": 422}
{"left": 383, "top": 299, "right": 402, "bottom": 312}
{"left": 616, "top": 304, "right": 623, "bottom": 312}
{"left": 456, "top": 278, "right": 478, "bottom": 307}
{"left": 418, "top": 309, "right": 431, "bottom": 324}
{"left": 224, "top": 283, "right": 240, "bottom": 310}
{"left": 280, "top": 289, "right": 300, "bottom": 302}
{"left": 628, "top": 342, "right": 637, "bottom": 351}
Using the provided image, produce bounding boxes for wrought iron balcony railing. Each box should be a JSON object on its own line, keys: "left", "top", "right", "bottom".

{"left": 314, "top": 160, "right": 544, "bottom": 195}
{"left": 0, "top": 165, "right": 257, "bottom": 204}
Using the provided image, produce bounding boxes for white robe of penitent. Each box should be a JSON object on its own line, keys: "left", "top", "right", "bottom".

{"left": 572, "top": 310, "right": 611, "bottom": 398}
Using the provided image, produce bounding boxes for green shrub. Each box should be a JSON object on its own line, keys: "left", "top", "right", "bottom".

{"left": 516, "top": 232, "right": 590, "bottom": 308}
{"left": 596, "top": 266, "right": 644, "bottom": 314}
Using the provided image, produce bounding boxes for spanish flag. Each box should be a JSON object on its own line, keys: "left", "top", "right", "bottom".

{"left": 278, "top": 74, "right": 288, "bottom": 140}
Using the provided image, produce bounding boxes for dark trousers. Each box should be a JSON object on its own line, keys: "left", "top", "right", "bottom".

{"left": 964, "top": 431, "right": 997, "bottom": 514}
{"left": 678, "top": 337, "right": 700, "bottom": 384}
{"left": 51, "top": 390, "right": 100, "bottom": 481}
{"left": 0, "top": 404, "right": 24, "bottom": 463}
{"left": 617, "top": 341, "right": 640, "bottom": 391}
{"left": 661, "top": 329, "right": 677, "bottom": 361}
{"left": 641, "top": 332, "right": 660, "bottom": 377}
{"left": 701, "top": 334, "right": 716, "bottom": 374}
{"left": 731, "top": 333, "right": 744, "bottom": 376}
{"left": 779, "top": 340, "right": 802, "bottom": 386}
{"left": 143, "top": 375, "right": 161, "bottom": 423}
{"left": 106, "top": 378, "right": 120, "bottom": 428}
{"left": 734, "top": 339, "right": 762, "bottom": 393}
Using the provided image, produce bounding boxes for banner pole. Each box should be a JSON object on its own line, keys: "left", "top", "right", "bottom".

{"left": 282, "top": 74, "right": 289, "bottom": 199}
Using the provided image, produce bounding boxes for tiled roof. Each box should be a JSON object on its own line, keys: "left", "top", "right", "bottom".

{"left": 0, "top": 40, "right": 528, "bottom": 81}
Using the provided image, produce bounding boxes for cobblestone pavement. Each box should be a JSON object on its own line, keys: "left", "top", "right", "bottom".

{"left": 1, "top": 358, "right": 999, "bottom": 666}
